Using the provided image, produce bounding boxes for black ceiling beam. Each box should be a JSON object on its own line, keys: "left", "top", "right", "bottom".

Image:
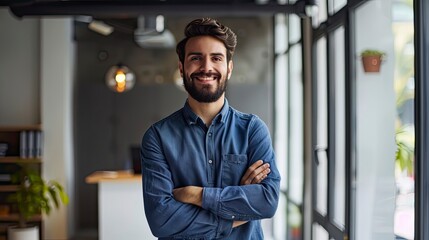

{"left": 7, "top": 1, "right": 307, "bottom": 18}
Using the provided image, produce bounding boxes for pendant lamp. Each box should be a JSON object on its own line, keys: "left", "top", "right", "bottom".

{"left": 105, "top": 64, "right": 136, "bottom": 93}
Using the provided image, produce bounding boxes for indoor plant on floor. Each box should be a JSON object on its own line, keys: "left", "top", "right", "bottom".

{"left": 7, "top": 165, "right": 69, "bottom": 240}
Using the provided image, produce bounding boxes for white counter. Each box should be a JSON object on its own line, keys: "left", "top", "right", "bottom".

{"left": 86, "top": 171, "right": 156, "bottom": 240}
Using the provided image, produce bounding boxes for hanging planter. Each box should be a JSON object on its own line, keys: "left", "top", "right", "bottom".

{"left": 360, "top": 49, "right": 385, "bottom": 73}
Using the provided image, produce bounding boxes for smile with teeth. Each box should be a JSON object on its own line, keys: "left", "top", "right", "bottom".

{"left": 191, "top": 73, "right": 219, "bottom": 82}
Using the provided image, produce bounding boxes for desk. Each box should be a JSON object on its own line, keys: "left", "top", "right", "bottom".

{"left": 86, "top": 171, "right": 156, "bottom": 240}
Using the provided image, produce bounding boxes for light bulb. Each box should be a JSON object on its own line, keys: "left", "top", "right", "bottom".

{"left": 105, "top": 65, "right": 136, "bottom": 93}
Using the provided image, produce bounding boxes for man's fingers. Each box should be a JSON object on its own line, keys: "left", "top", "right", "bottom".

{"left": 247, "top": 163, "right": 270, "bottom": 181}
{"left": 240, "top": 160, "right": 271, "bottom": 185}
{"left": 241, "top": 160, "right": 264, "bottom": 182}
{"left": 250, "top": 168, "right": 271, "bottom": 184}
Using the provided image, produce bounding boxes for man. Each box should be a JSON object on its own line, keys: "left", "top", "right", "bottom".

{"left": 141, "top": 18, "right": 280, "bottom": 240}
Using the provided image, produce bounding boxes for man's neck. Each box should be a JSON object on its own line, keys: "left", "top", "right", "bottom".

{"left": 187, "top": 95, "right": 225, "bottom": 126}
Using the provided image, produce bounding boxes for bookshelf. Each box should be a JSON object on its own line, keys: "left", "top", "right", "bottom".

{"left": 0, "top": 125, "right": 43, "bottom": 240}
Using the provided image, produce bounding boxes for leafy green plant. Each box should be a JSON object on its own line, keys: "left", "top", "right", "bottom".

{"left": 7, "top": 166, "right": 69, "bottom": 228}
{"left": 395, "top": 125, "right": 414, "bottom": 176}
{"left": 393, "top": 36, "right": 415, "bottom": 176}
{"left": 360, "top": 49, "right": 386, "bottom": 57}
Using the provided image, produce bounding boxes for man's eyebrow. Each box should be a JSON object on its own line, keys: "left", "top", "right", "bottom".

{"left": 187, "top": 52, "right": 202, "bottom": 56}
{"left": 186, "top": 52, "right": 225, "bottom": 57}
{"left": 211, "top": 53, "right": 225, "bottom": 57}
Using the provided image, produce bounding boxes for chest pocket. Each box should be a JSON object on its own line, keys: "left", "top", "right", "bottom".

{"left": 221, "top": 154, "right": 248, "bottom": 187}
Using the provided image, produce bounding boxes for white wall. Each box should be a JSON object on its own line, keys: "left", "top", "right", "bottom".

{"left": 355, "top": 1, "right": 396, "bottom": 239}
{"left": 40, "top": 18, "right": 75, "bottom": 239}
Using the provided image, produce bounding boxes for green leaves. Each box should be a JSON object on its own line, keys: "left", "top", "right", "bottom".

{"left": 395, "top": 125, "right": 414, "bottom": 175}
{"left": 360, "top": 49, "right": 386, "bottom": 57}
{"left": 7, "top": 166, "right": 69, "bottom": 228}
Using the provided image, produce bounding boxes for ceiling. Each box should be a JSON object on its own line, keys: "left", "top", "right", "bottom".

{"left": 0, "top": 0, "right": 312, "bottom": 18}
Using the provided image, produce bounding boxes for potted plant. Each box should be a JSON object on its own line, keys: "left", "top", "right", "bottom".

{"left": 7, "top": 165, "right": 69, "bottom": 240}
{"left": 360, "top": 49, "right": 385, "bottom": 73}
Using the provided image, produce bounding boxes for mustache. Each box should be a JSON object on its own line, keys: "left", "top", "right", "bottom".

{"left": 190, "top": 72, "right": 221, "bottom": 79}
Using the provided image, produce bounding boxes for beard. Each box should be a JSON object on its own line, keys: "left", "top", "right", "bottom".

{"left": 182, "top": 70, "right": 228, "bottom": 103}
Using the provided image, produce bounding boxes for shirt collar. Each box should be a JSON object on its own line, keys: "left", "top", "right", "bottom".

{"left": 218, "top": 98, "right": 229, "bottom": 123}
{"left": 183, "top": 98, "right": 230, "bottom": 125}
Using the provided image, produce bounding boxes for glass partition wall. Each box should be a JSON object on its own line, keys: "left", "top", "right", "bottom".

{"left": 309, "top": 0, "right": 416, "bottom": 239}
{"left": 275, "top": 0, "right": 421, "bottom": 239}
{"left": 273, "top": 12, "right": 304, "bottom": 240}
{"left": 310, "top": 0, "right": 350, "bottom": 238}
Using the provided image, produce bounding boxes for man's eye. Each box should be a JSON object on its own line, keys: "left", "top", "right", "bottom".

{"left": 190, "top": 56, "right": 201, "bottom": 61}
{"left": 213, "top": 57, "right": 222, "bottom": 62}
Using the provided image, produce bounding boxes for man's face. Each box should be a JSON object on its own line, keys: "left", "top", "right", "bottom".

{"left": 179, "top": 35, "right": 233, "bottom": 103}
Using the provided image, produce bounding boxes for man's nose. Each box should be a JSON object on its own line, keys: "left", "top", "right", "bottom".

{"left": 200, "top": 58, "right": 213, "bottom": 72}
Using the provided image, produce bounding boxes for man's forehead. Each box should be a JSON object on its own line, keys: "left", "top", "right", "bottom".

{"left": 185, "top": 36, "right": 227, "bottom": 54}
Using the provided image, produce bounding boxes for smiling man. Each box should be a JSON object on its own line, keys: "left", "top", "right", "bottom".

{"left": 141, "top": 18, "right": 280, "bottom": 240}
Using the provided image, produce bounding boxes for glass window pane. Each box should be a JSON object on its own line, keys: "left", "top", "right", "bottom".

{"left": 289, "top": 44, "right": 304, "bottom": 204}
{"left": 274, "top": 194, "right": 287, "bottom": 239}
{"left": 288, "top": 203, "right": 303, "bottom": 239}
{"left": 312, "top": 222, "right": 329, "bottom": 240}
{"left": 316, "top": 37, "right": 328, "bottom": 147}
{"left": 289, "top": 14, "right": 301, "bottom": 43}
{"left": 333, "top": 26, "right": 346, "bottom": 227}
{"left": 392, "top": 0, "right": 415, "bottom": 239}
{"left": 316, "top": 149, "right": 328, "bottom": 215}
{"left": 328, "top": 0, "right": 347, "bottom": 15}
{"left": 275, "top": 14, "right": 288, "bottom": 54}
{"left": 313, "top": 0, "right": 328, "bottom": 28}
{"left": 275, "top": 53, "right": 289, "bottom": 192}
{"left": 316, "top": 37, "right": 328, "bottom": 215}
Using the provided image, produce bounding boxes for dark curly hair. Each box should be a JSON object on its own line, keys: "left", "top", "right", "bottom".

{"left": 176, "top": 18, "right": 237, "bottom": 64}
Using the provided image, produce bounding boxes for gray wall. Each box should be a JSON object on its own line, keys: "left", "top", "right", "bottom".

{"left": 0, "top": 10, "right": 74, "bottom": 238}
{"left": 74, "top": 16, "right": 274, "bottom": 233}
{"left": 0, "top": 8, "right": 40, "bottom": 125}
{"left": 0, "top": 9, "right": 274, "bottom": 237}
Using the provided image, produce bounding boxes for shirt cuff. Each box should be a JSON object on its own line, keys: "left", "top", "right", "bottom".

{"left": 202, "top": 187, "right": 221, "bottom": 213}
{"left": 215, "top": 218, "right": 233, "bottom": 239}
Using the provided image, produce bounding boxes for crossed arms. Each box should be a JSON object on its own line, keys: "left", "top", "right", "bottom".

{"left": 172, "top": 160, "right": 271, "bottom": 228}
{"left": 141, "top": 119, "right": 280, "bottom": 239}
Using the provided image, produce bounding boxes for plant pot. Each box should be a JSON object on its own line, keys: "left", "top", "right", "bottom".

{"left": 8, "top": 225, "right": 39, "bottom": 240}
{"left": 362, "top": 55, "right": 382, "bottom": 73}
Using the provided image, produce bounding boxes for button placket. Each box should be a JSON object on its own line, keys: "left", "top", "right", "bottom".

{"left": 206, "top": 127, "right": 215, "bottom": 184}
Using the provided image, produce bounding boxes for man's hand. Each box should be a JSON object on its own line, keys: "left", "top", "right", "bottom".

{"left": 232, "top": 221, "right": 247, "bottom": 228}
{"left": 173, "top": 186, "right": 203, "bottom": 207}
{"left": 234, "top": 160, "right": 270, "bottom": 228}
{"left": 240, "top": 160, "right": 271, "bottom": 185}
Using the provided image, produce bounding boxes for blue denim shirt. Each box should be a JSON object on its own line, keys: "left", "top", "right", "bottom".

{"left": 141, "top": 99, "right": 280, "bottom": 240}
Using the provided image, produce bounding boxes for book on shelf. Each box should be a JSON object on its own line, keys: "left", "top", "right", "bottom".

{"left": 28, "top": 130, "right": 34, "bottom": 158}
{"left": 20, "top": 131, "right": 26, "bottom": 158}
{"left": 19, "top": 130, "right": 43, "bottom": 159}
{"left": 35, "top": 131, "right": 42, "bottom": 157}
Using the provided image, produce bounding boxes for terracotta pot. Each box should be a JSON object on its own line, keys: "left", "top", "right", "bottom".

{"left": 362, "top": 55, "right": 382, "bottom": 73}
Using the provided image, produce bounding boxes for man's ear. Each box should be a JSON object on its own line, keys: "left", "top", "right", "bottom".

{"left": 227, "top": 60, "right": 234, "bottom": 79}
{"left": 178, "top": 61, "right": 184, "bottom": 77}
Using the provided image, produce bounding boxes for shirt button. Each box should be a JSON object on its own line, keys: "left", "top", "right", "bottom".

{"left": 231, "top": 216, "right": 235, "bottom": 219}
{"left": 208, "top": 132, "right": 212, "bottom": 137}
{"left": 208, "top": 160, "right": 213, "bottom": 164}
